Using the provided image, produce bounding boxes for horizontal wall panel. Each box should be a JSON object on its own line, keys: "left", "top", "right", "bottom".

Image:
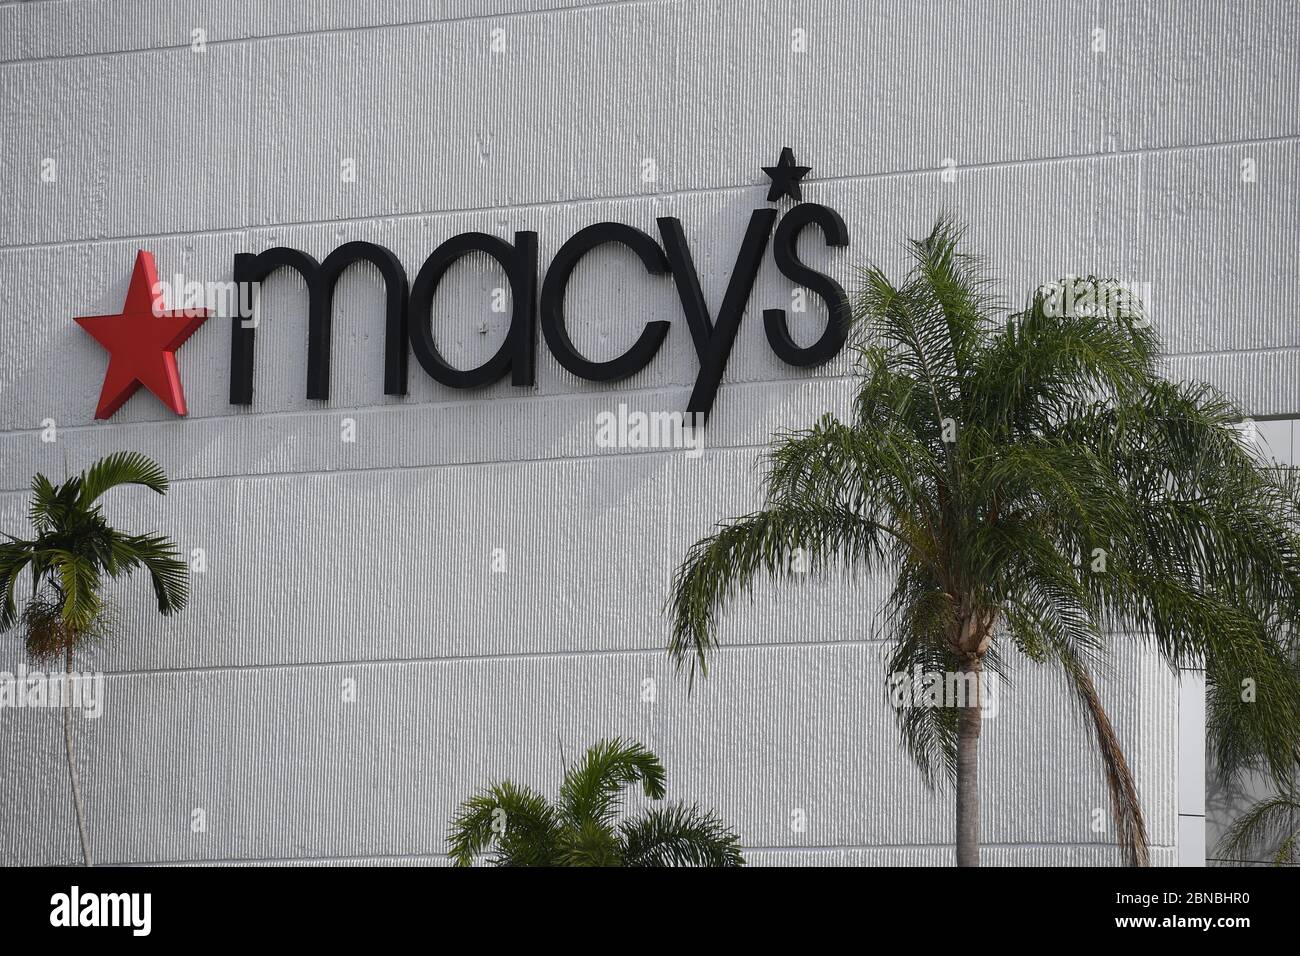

{"left": 0, "top": 0, "right": 639, "bottom": 63}
{"left": 3, "top": 0, "right": 1297, "bottom": 246}
{"left": 0, "top": 45, "right": 253, "bottom": 247}
{"left": 0, "top": 376, "right": 861, "bottom": 494}
{"left": 0, "top": 642, "right": 1174, "bottom": 865}
{"left": 1163, "top": 350, "right": 1300, "bottom": 418}
{"left": 0, "top": 139, "right": 1295, "bottom": 433}
{"left": 0, "top": 446, "right": 897, "bottom": 670}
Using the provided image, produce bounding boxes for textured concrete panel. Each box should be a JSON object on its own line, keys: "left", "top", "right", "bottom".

{"left": 0, "top": 445, "right": 893, "bottom": 670}
{"left": 4, "top": 0, "right": 1298, "bottom": 245}
{"left": 0, "top": 46, "right": 253, "bottom": 246}
{"left": 0, "top": 0, "right": 637, "bottom": 63}
{"left": 0, "top": 642, "right": 1175, "bottom": 865}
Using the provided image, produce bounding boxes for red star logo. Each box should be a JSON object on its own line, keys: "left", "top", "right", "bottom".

{"left": 75, "top": 250, "right": 211, "bottom": 419}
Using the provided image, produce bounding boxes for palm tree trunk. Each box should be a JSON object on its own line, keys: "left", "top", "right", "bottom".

{"left": 63, "top": 645, "right": 93, "bottom": 866}
{"left": 955, "top": 663, "right": 983, "bottom": 867}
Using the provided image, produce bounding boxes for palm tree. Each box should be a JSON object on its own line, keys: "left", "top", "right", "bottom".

{"left": 447, "top": 737, "right": 744, "bottom": 866}
{"left": 666, "top": 218, "right": 1300, "bottom": 866}
{"left": 0, "top": 451, "right": 189, "bottom": 866}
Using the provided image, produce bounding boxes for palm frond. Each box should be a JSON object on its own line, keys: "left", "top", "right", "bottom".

{"left": 28, "top": 473, "right": 59, "bottom": 532}
{"left": 1218, "top": 790, "right": 1300, "bottom": 865}
{"left": 668, "top": 504, "right": 893, "bottom": 682}
{"left": 558, "top": 737, "right": 665, "bottom": 828}
{"left": 1053, "top": 644, "right": 1150, "bottom": 866}
{"left": 883, "top": 632, "right": 960, "bottom": 788}
{"left": 557, "top": 818, "right": 625, "bottom": 867}
{"left": 111, "top": 532, "right": 189, "bottom": 615}
{"left": 446, "top": 780, "right": 559, "bottom": 867}
{"left": 77, "top": 451, "right": 169, "bottom": 507}
{"left": 620, "top": 802, "right": 744, "bottom": 867}
{"left": 49, "top": 549, "right": 101, "bottom": 634}
{"left": 0, "top": 540, "right": 35, "bottom": 632}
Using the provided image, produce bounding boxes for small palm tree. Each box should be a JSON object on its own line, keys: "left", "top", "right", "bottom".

{"left": 667, "top": 219, "right": 1300, "bottom": 866}
{"left": 448, "top": 737, "right": 744, "bottom": 866}
{"left": 0, "top": 451, "right": 189, "bottom": 866}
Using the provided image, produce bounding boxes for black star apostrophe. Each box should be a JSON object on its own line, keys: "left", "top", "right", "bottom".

{"left": 762, "top": 147, "right": 811, "bottom": 202}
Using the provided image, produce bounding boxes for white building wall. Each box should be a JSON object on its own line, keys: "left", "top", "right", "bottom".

{"left": 0, "top": 0, "right": 1296, "bottom": 865}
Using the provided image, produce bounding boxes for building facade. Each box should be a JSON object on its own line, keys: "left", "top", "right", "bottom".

{"left": 1, "top": 0, "right": 1296, "bottom": 866}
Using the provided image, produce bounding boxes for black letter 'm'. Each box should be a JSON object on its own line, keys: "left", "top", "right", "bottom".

{"left": 229, "top": 242, "right": 408, "bottom": 404}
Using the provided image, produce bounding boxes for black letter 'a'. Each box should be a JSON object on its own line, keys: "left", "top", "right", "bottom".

{"left": 408, "top": 231, "right": 538, "bottom": 389}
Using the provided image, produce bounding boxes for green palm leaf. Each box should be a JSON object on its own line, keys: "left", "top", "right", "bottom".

{"left": 49, "top": 549, "right": 101, "bottom": 633}
{"left": 28, "top": 473, "right": 59, "bottom": 532}
{"left": 447, "top": 780, "right": 559, "bottom": 867}
{"left": 620, "top": 803, "right": 745, "bottom": 867}
{"left": 77, "top": 450, "right": 169, "bottom": 507}
{"left": 113, "top": 532, "right": 189, "bottom": 614}
{"left": 558, "top": 737, "right": 666, "bottom": 827}
{"left": 0, "top": 539, "right": 35, "bottom": 631}
{"left": 557, "top": 818, "right": 625, "bottom": 867}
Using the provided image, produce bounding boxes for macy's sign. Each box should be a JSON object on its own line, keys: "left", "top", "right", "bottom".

{"left": 75, "top": 149, "right": 848, "bottom": 422}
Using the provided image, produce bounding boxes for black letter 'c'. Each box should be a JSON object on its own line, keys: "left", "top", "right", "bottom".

{"left": 408, "top": 231, "right": 538, "bottom": 389}
{"left": 540, "top": 222, "right": 671, "bottom": 381}
{"left": 763, "top": 203, "right": 851, "bottom": 367}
